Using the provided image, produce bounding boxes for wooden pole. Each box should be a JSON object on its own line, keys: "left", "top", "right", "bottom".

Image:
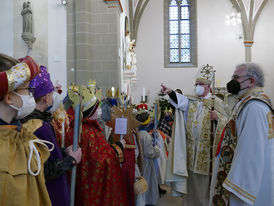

{"left": 210, "top": 68, "right": 216, "bottom": 180}
{"left": 70, "top": 103, "right": 81, "bottom": 206}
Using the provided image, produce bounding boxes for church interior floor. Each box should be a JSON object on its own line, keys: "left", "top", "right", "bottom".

{"left": 156, "top": 185, "right": 182, "bottom": 206}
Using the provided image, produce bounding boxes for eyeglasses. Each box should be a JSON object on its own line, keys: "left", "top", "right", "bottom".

{"left": 231, "top": 75, "right": 249, "bottom": 80}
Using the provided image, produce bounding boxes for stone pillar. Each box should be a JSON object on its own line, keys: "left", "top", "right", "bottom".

{"left": 67, "top": 0, "right": 119, "bottom": 91}
{"left": 244, "top": 40, "right": 253, "bottom": 62}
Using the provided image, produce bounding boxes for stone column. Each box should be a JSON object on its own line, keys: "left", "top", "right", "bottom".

{"left": 67, "top": 0, "right": 119, "bottom": 91}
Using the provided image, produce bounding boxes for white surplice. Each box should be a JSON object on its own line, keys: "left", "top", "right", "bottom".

{"left": 165, "top": 108, "right": 188, "bottom": 196}
{"left": 154, "top": 130, "right": 168, "bottom": 185}
{"left": 222, "top": 100, "right": 274, "bottom": 205}
{"left": 169, "top": 92, "right": 212, "bottom": 206}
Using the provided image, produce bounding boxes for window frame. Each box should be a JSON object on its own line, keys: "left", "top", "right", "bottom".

{"left": 164, "top": 0, "right": 197, "bottom": 68}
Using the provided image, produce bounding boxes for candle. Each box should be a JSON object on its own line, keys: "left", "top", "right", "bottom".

{"left": 111, "top": 86, "right": 115, "bottom": 97}
{"left": 216, "top": 79, "right": 221, "bottom": 87}
{"left": 142, "top": 87, "right": 145, "bottom": 101}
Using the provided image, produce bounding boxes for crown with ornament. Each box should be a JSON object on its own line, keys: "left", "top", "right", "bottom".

{"left": 196, "top": 64, "right": 214, "bottom": 85}
{"left": 68, "top": 81, "right": 101, "bottom": 113}
{"left": 136, "top": 103, "right": 148, "bottom": 113}
{"left": 107, "top": 86, "right": 120, "bottom": 98}
{"left": 164, "top": 107, "right": 173, "bottom": 114}
{"left": 87, "top": 80, "right": 102, "bottom": 101}
{"left": 0, "top": 55, "right": 40, "bottom": 96}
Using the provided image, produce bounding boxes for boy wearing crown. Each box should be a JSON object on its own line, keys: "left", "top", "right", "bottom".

{"left": 0, "top": 53, "right": 52, "bottom": 205}
{"left": 136, "top": 104, "right": 161, "bottom": 206}
{"left": 161, "top": 67, "right": 229, "bottom": 206}
{"left": 65, "top": 84, "right": 128, "bottom": 206}
{"left": 21, "top": 66, "right": 82, "bottom": 206}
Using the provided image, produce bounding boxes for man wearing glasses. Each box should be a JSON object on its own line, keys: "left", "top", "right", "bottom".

{"left": 210, "top": 63, "right": 274, "bottom": 206}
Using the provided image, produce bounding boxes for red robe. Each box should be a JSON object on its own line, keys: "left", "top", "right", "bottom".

{"left": 66, "top": 111, "right": 128, "bottom": 206}
{"left": 121, "top": 137, "right": 136, "bottom": 206}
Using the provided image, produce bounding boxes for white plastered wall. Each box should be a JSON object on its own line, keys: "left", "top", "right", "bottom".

{"left": 118, "top": 0, "right": 130, "bottom": 93}
{"left": 133, "top": 0, "right": 274, "bottom": 104}
{"left": 252, "top": 0, "right": 274, "bottom": 102}
{"left": 48, "top": 1, "right": 67, "bottom": 95}
{"left": 0, "top": 0, "right": 14, "bottom": 56}
{"left": 0, "top": 0, "right": 67, "bottom": 94}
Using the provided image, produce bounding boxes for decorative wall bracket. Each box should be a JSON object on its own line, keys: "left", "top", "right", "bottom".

{"left": 104, "top": 0, "right": 123, "bottom": 13}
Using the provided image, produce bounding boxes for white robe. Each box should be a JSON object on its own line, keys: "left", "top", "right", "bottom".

{"left": 222, "top": 100, "right": 274, "bottom": 205}
{"left": 154, "top": 130, "right": 168, "bottom": 185}
{"left": 169, "top": 92, "right": 212, "bottom": 206}
{"left": 139, "top": 130, "right": 160, "bottom": 205}
{"left": 165, "top": 108, "right": 188, "bottom": 196}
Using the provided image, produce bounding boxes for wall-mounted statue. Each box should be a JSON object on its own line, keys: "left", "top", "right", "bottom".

{"left": 21, "top": 1, "right": 36, "bottom": 49}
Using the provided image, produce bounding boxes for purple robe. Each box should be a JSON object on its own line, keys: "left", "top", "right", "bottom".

{"left": 34, "top": 122, "right": 70, "bottom": 206}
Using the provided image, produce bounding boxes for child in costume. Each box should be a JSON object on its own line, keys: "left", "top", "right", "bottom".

{"left": 0, "top": 54, "right": 52, "bottom": 205}
{"left": 65, "top": 85, "right": 128, "bottom": 206}
{"left": 136, "top": 108, "right": 160, "bottom": 206}
{"left": 21, "top": 66, "right": 82, "bottom": 206}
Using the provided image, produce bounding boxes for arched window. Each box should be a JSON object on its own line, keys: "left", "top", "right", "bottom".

{"left": 164, "top": 0, "right": 197, "bottom": 67}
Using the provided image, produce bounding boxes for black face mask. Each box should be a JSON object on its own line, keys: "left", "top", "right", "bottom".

{"left": 226, "top": 78, "right": 250, "bottom": 95}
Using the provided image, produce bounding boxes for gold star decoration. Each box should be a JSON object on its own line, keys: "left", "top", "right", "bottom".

{"left": 106, "top": 105, "right": 141, "bottom": 144}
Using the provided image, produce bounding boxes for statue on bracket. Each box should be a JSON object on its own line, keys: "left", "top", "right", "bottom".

{"left": 124, "top": 30, "right": 138, "bottom": 82}
{"left": 21, "top": 1, "right": 36, "bottom": 49}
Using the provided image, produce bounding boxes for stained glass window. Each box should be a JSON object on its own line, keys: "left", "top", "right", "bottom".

{"left": 168, "top": 0, "right": 191, "bottom": 63}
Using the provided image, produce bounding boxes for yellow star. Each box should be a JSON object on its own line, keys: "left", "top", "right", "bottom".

{"left": 106, "top": 105, "right": 141, "bottom": 144}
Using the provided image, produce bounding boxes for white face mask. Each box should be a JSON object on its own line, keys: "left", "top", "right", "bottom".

{"left": 9, "top": 92, "right": 36, "bottom": 119}
{"left": 97, "top": 107, "right": 102, "bottom": 119}
{"left": 48, "top": 92, "right": 64, "bottom": 114}
{"left": 195, "top": 85, "right": 205, "bottom": 96}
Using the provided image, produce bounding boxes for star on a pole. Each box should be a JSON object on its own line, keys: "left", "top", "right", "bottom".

{"left": 106, "top": 105, "right": 141, "bottom": 144}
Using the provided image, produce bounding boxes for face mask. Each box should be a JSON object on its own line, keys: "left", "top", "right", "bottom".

{"left": 195, "top": 85, "right": 205, "bottom": 96}
{"left": 9, "top": 92, "right": 36, "bottom": 119}
{"left": 97, "top": 107, "right": 102, "bottom": 119}
{"left": 226, "top": 78, "right": 250, "bottom": 95}
{"left": 48, "top": 92, "right": 64, "bottom": 113}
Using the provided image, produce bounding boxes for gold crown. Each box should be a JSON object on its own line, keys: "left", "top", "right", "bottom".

{"left": 87, "top": 80, "right": 102, "bottom": 101}
{"left": 68, "top": 82, "right": 98, "bottom": 111}
{"left": 164, "top": 107, "right": 173, "bottom": 114}
{"left": 107, "top": 87, "right": 120, "bottom": 98}
{"left": 68, "top": 83, "right": 81, "bottom": 108}
{"left": 81, "top": 85, "right": 97, "bottom": 112}
{"left": 87, "top": 80, "right": 96, "bottom": 94}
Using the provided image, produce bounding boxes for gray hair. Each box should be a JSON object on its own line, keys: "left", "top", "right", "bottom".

{"left": 236, "top": 63, "right": 265, "bottom": 87}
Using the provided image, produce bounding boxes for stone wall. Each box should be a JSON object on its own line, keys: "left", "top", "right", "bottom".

{"left": 67, "top": 0, "right": 120, "bottom": 90}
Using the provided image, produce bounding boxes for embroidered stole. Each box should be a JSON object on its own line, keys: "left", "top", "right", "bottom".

{"left": 211, "top": 89, "right": 273, "bottom": 206}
